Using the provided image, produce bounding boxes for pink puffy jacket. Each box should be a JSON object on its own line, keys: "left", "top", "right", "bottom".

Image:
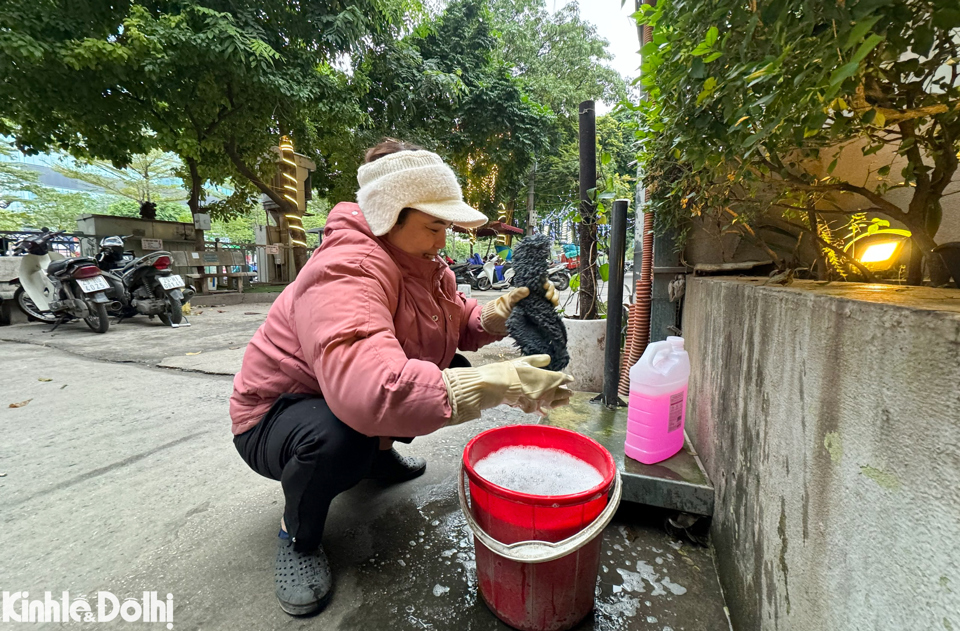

{"left": 229, "top": 202, "right": 500, "bottom": 437}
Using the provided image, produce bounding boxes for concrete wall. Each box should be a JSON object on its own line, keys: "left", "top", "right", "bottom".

{"left": 683, "top": 277, "right": 960, "bottom": 631}
{"left": 75, "top": 214, "right": 199, "bottom": 258}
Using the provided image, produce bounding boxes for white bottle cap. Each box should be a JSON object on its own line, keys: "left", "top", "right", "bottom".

{"left": 667, "top": 336, "right": 684, "bottom": 349}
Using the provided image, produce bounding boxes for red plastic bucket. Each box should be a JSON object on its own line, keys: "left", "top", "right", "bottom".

{"left": 460, "top": 425, "right": 621, "bottom": 631}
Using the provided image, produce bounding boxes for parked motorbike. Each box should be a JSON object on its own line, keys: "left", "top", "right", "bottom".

{"left": 12, "top": 228, "right": 114, "bottom": 333}
{"left": 96, "top": 235, "right": 194, "bottom": 327}
{"left": 476, "top": 260, "right": 515, "bottom": 291}
{"left": 546, "top": 262, "right": 571, "bottom": 291}
{"left": 449, "top": 262, "right": 475, "bottom": 288}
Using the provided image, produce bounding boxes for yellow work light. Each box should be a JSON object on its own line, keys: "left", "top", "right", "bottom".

{"left": 859, "top": 242, "right": 899, "bottom": 264}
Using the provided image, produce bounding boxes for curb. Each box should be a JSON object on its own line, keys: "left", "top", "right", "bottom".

{"left": 188, "top": 292, "right": 282, "bottom": 307}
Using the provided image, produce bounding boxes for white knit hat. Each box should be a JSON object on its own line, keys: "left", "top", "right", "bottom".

{"left": 356, "top": 150, "right": 489, "bottom": 236}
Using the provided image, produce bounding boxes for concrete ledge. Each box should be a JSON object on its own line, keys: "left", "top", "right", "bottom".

{"left": 544, "top": 392, "right": 714, "bottom": 516}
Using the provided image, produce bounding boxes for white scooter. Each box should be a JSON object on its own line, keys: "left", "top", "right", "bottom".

{"left": 476, "top": 259, "right": 515, "bottom": 291}
{"left": 12, "top": 228, "right": 115, "bottom": 333}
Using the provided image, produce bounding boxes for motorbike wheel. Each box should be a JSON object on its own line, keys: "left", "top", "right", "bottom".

{"left": 476, "top": 276, "right": 492, "bottom": 291}
{"left": 83, "top": 301, "right": 110, "bottom": 333}
{"left": 549, "top": 272, "right": 570, "bottom": 291}
{"left": 158, "top": 295, "right": 183, "bottom": 326}
{"left": 14, "top": 287, "right": 58, "bottom": 323}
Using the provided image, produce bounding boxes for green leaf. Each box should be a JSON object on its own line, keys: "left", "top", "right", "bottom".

{"left": 829, "top": 61, "right": 859, "bottom": 86}
{"left": 704, "top": 51, "right": 723, "bottom": 63}
{"left": 877, "top": 165, "right": 891, "bottom": 177}
{"left": 851, "top": 34, "right": 884, "bottom": 64}
{"left": 569, "top": 273, "right": 580, "bottom": 292}
{"left": 690, "top": 58, "right": 706, "bottom": 79}
{"left": 601, "top": 151, "right": 612, "bottom": 166}
{"left": 746, "top": 63, "right": 775, "bottom": 82}
{"left": 933, "top": 9, "right": 960, "bottom": 29}
{"left": 844, "top": 16, "right": 882, "bottom": 49}
{"left": 704, "top": 26, "right": 719, "bottom": 46}
{"left": 911, "top": 25, "right": 934, "bottom": 58}
{"left": 744, "top": 132, "right": 764, "bottom": 147}
{"left": 827, "top": 156, "right": 839, "bottom": 173}
{"left": 696, "top": 76, "right": 717, "bottom": 105}
{"left": 691, "top": 42, "right": 713, "bottom": 57}
{"left": 599, "top": 263, "right": 610, "bottom": 282}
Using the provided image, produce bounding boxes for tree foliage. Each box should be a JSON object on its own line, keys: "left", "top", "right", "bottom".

{"left": 320, "top": 0, "right": 554, "bottom": 219}
{"left": 0, "top": 0, "right": 631, "bottom": 258}
{"left": 0, "top": 0, "right": 411, "bottom": 219}
{"left": 489, "top": 0, "right": 626, "bottom": 120}
{"left": 632, "top": 0, "right": 960, "bottom": 283}
{"left": 53, "top": 151, "right": 187, "bottom": 204}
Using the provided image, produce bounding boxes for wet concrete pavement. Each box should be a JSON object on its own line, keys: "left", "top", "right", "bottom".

{"left": 0, "top": 299, "right": 729, "bottom": 630}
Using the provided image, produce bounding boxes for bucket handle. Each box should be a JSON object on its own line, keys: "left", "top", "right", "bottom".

{"left": 458, "top": 462, "right": 622, "bottom": 565}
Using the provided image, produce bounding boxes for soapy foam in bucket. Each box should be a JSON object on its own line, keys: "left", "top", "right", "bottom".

{"left": 473, "top": 445, "right": 604, "bottom": 496}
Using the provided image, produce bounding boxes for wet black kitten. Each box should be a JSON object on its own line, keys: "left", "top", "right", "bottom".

{"left": 506, "top": 234, "right": 569, "bottom": 371}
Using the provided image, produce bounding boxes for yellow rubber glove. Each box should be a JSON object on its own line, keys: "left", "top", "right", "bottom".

{"left": 441, "top": 355, "right": 574, "bottom": 425}
{"left": 480, "top": 280, "right": 559, "bottom": 336}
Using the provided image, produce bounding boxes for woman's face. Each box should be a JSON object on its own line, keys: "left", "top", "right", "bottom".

{"left": 385, "top": 209, "right": 452, "bottom": 261}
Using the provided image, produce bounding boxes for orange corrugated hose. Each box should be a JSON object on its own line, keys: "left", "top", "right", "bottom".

{"left": 619, "top": 209, "right": 654, "bottom": 396}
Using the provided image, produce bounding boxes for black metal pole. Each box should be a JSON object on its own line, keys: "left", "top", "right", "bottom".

{"left": 578, "top": 100, "right": 598, "bottom": 320}
{"left": 603, "top": 199, "right": 629, "bottom": 407}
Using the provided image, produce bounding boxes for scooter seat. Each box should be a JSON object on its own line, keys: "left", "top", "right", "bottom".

{"left": 45, "top": 259, "right": 70, "bottom": 275}
{"left": 47, "top": 257, "right": 99, "bottom": 276}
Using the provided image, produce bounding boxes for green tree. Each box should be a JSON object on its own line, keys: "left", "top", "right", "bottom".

{"left": 0, "top": 141, "right": 45, "bottom": 228}
{"left": 53, "top": 151, "right": 187, "bottom": 206}
{"left": 0, "top": 0, "right": 419, "bottom": 269}
{"left": 489, "top": 0, "right": 626, "bottom": 119}
{"left": 27, "top": 190, "right": 105, "bottom": 231}
{"left": 633, "top": 0, "right": 960, "bottom": 284}
{"left": 324, "top": 0, "right": 552, "bottom": 221}
{"left": 487, "top": 0, "right": 628, "bottom": 235}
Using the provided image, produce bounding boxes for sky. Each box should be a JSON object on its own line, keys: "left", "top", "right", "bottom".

{"left": 546, "top": 0, "right": 642, "bottom": 112}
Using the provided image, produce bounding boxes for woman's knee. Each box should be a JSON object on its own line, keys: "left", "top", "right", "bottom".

{"left": 322, "top": 418, "right": 379, "bottom": 465}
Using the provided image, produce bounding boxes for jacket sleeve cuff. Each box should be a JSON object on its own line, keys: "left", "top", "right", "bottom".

{"left": 480, "top": 300, "right": 509, "bottom": 336}
{"left": 442, "top": 368, "right": 484, "bottom": 424}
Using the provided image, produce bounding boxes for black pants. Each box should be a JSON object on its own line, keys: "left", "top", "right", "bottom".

{"left": 234, "top": 395, "right": 378, "bottom": 552}
{"left": 233, "top": 354, "right": 471, "bottom": 552}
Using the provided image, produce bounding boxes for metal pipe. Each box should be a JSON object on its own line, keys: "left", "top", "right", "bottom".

{"left": 578, "top": 100, "right": 599, "bottom": 320}
{"left": 603, "top": 199, "right": 629, "bottom": 407}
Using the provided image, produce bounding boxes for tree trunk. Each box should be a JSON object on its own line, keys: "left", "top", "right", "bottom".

{"left": 578, "top": 220, "right": 599, "bottom": 319}
{"left": 525, "top": 160, "right": 537, "bottom": 236}
{"left": 224, "top": 141, "right": 308, "bottom": 273}
{"left": 902, "top": 217, "right": 948, "bottom": 286}
{"left": 186, "top": 158, "right": 205, "bottom": 252}
{"left": 807, "top": 210, "right": 828, "bottom": 280}
{"left": 578, "top": 100, "right": 599, "bottom": 320}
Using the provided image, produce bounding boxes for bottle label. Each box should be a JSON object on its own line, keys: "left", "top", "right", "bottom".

{"left": 668, "top": 392, "right": 684, "bottom": 432}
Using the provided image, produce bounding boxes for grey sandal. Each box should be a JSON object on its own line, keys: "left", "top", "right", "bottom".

{"left": 274, "top": 536, "right": 333, "bottom": 616}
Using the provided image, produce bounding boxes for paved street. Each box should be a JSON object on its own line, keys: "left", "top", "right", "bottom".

{"left": 0, "top": 298, "right": 728, "bottom": 631}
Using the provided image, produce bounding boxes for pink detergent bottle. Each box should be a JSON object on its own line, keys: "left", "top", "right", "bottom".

{"left": 625, "top": 336, "right": 690, "bottom": 465}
